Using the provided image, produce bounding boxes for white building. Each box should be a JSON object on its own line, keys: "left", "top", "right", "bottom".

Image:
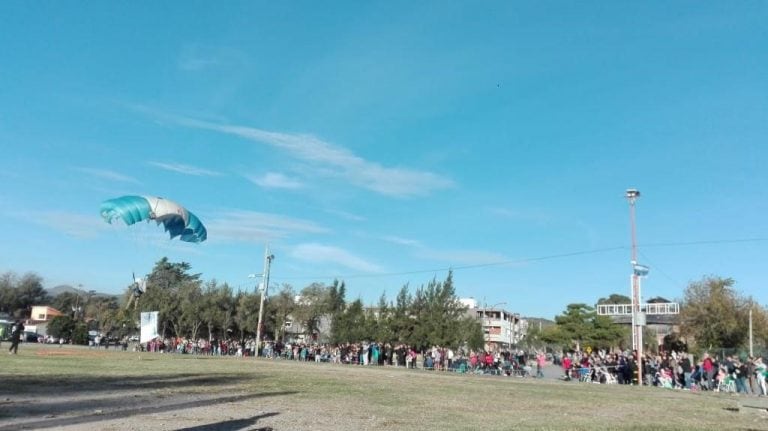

{"left": 464, "top": 300, "right": 527, "bottom": 351}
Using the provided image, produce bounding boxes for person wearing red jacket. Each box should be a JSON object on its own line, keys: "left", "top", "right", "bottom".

{"left": 702, "top": 353, "right": 715, "bottom": 390}
{"left": 563, "top": 355, "right": 573, "bottom": 380}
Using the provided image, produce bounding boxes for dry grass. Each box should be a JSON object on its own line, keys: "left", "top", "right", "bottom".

{"left": 1, "top": 344, "right": 767, "bottom": 430}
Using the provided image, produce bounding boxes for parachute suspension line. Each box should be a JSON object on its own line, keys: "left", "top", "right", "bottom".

{"left": 149, "top": 197, "right": 161, "bottom": 220}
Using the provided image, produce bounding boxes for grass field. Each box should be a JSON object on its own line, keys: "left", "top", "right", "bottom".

{"left": 1, "top": 344, "right": 766, "bottom": 431}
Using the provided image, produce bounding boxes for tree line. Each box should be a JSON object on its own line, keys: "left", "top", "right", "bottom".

{"left": 4, "top": 260, "right": 765, "bottom": 355}
{"left": 4, "top": 258, "right": 483, "bottom": 350}
{"left": 526, "top": 276, "right": 768, "bottom": 356}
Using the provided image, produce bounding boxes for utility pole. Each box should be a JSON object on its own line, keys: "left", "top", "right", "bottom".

{"left": 749, "top": 308, "right": 753, "bottom": 358}
{"left": 254, "top": 246, "right": 274, "bottom": 358}
{"left": 626, "top": 189, "right": 644, "bottom": 385}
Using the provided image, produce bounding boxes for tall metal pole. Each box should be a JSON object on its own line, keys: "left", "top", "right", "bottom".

{"left": 626, "top": 189, "right": 643, "bottom": 385}
{"left": 255, "top": 246, "right": 274, "bottom": 358}
{"left": 483, "top": 297, "right": 487, "bottom": 351}
{"left": 749, "top": 308, "right": 753, "bottom": 358}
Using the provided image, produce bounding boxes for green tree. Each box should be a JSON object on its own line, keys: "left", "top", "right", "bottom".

{"left": 589, "top": 314, "right": 629, "bottom": 350}
{"left": 71, "top": 322, "right": 89, "bottom": 345}
{"left": 138, "top": 258, "right": 201, "bottom": 338}
{"left": 267, "top": 284, "right": 295, "bottom": 342}
{"left": 293, "top": 283, "right": 330, "bottom": 341}
{"left": 327, "top": 280, "right": 347, "bottom": 343}
{"left": 403, "top": 271, "right": 469, "bottom": 350}
{"left": 389, "top": 285, "right": 413, "bottom": 344}
{"left": 550, "top": 303, "right": 626, "bottom": 351}
{"left": 372, "top": 293, "right": 394, "bottom": 343}
{"left": 340, "top": 299, "right": 366, "bottom": 342}
{"left": 0, "top": 272, "right": 49, "bottom": 317}
{"left": 0, "top": 272, "right": 19, "bottom": 314}
{"left": 178, "top": 280, "right": 204, "bottom": 340}
{"left": 458, "top": 316, "right": 484, "bottom": 351}
{"left": 47, "top": 315, "right": 76, "bottom": 340}
{"left": 234, "top": 292, "right": 261, "bottom": 340}
{"left": 86, "top": 296, "right": 120, "bottom": 335}
{"left": 16, "top": 273, "right": 50, "bottom": 312}
{"left": 679, "top": 276, "right": 760, "bottom": 351}
{"left": 553, "top": 303, "right": 593, "bottom": 351}
{"left": 199, "top": 280, "right": 235, "bottom": 341}
{"left": 597, "top": 294, "right": 631, "bottom": 304}
{"left": 50, "top": 291, "right": 81, "bottom": 317}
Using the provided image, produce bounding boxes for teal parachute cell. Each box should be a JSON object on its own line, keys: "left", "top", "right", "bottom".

{"left": 100, "top": 195, "right": 207, "bottom": 243}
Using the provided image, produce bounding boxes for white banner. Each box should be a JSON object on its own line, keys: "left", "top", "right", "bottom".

{"left": 140, "top": 311, "right": 159, "bottom": 343}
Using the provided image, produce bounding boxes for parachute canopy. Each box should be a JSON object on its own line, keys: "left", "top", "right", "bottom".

{"left": 100, "top": 195, "right": 207, "bottom": 243}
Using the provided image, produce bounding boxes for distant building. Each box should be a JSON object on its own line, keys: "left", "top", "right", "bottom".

{"left": 463, "top": 299, "right": 527, "bottom": 351}
{"left": 30, "top": 306, "right": 64, "bottom": 321}
{"left": 25, "top": 305, "right": 65, "bottom": 337}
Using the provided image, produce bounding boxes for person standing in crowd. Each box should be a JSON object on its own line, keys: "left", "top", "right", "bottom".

{"left": 747, "top": 356, "right": 757, "bottom": 394}
{"left": 8, "top": 320, "right": 24, "bottom": 355}
{"left": 536, "top": 351, "right": 546, "bottom": 378}
{"left": 735, "top": 358, "right": 750, "bottom": 394}
{"left": 562, "top": 354, "right": 572, "bottom": 380}
{"left": 754, "top": 356, "right": 767, "bottom": 396}
{"left": 702, "top": 353, "right": 715, "bottom": 390}
{"left": 680, "top": 353, "right": 693, "bottom": 389}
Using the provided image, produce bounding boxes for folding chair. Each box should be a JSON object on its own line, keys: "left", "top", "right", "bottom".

{"left": 579, "top": 367, "right": 591, "bottom": 382}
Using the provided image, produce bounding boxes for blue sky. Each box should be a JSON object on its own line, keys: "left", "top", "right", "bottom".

{"left": 1, "top": 2, "right": 766, "bottom": 319}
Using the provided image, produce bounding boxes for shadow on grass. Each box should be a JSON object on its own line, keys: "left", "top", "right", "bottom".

{"left": 0, "top": 392, "right": 294, "bottom": 431}
{"left": 174, "top": 412, "right": 279, "bottom": 431}
{"left": 0, "top": 373, "right": 260, "bottom": 397}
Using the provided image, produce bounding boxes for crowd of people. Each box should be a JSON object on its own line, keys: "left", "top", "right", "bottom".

{"left": 134, "top": 337, "right": 549, "bottom": 378}
{"left": 558, "top": 349, "right": 768, "bottom": 395}
{"left": 13, "top": 327, "right": 768, "bottom": 397}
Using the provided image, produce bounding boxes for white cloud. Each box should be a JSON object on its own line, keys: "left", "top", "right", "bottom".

{"left": 169, "top": 116, "right": 453, "bottom": 197}
{"left": 290, "top": 243, "right": 383, "bottom": 273}
{"left": 148, "top": 161, "right": 222, "bottom": 177}
{"left": 205, "top": 210, "right": 329, "bottom": 243}
{"left": 325, "top": 209, "right": 366, "bottom": 222}
{"left": 247, "top": 172, "right": 303, "bottom": 189}
{"left": 10, "top": 210, "right": 109, "bottom": 239}
{"left": 486, "top": 207, "right": 553, "bottom": 224}
{"left": 381, "top": 235, "right": 423, "bottom": 247}
{"left": 415, "top": 248, "right": 511, "bottom": 267}
{"left": 177, "top": 45, "right": 248, "bottom": 72}
{"left": 74, "top": 167, "right": 139, "bottom": 184}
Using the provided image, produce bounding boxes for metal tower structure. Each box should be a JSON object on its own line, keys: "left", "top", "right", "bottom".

{"left": 598, "top": 189, "right": 679, "bottom": 386}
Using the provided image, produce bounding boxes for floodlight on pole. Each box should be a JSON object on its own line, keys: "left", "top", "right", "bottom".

{"left": 626, "top": 188, "right": 644, "bottom": 386}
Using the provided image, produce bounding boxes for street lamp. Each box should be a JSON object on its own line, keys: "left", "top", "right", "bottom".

{"left": 626, "top": 188, "right": 643, "bottom": 385}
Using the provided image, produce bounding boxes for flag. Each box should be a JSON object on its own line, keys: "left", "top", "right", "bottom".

{"left": 140, "top": 311, "right": 159, "bottom": 343}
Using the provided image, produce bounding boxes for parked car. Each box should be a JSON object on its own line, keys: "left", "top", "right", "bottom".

{"left": 22, "top": 331, "right": 39, "bottom": 343}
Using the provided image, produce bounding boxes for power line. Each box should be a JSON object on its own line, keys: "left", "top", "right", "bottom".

{"left": 272, "top": 246, "right": 627, "bottom": 282}
{"left": 269, "top": 236, "right": 768, "bottom": 284}
{"left": 637, "top": 250, "right": 685, "bottom": 292}
{"left": 640, "top": 237, "right": 768, "bottom": 248}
